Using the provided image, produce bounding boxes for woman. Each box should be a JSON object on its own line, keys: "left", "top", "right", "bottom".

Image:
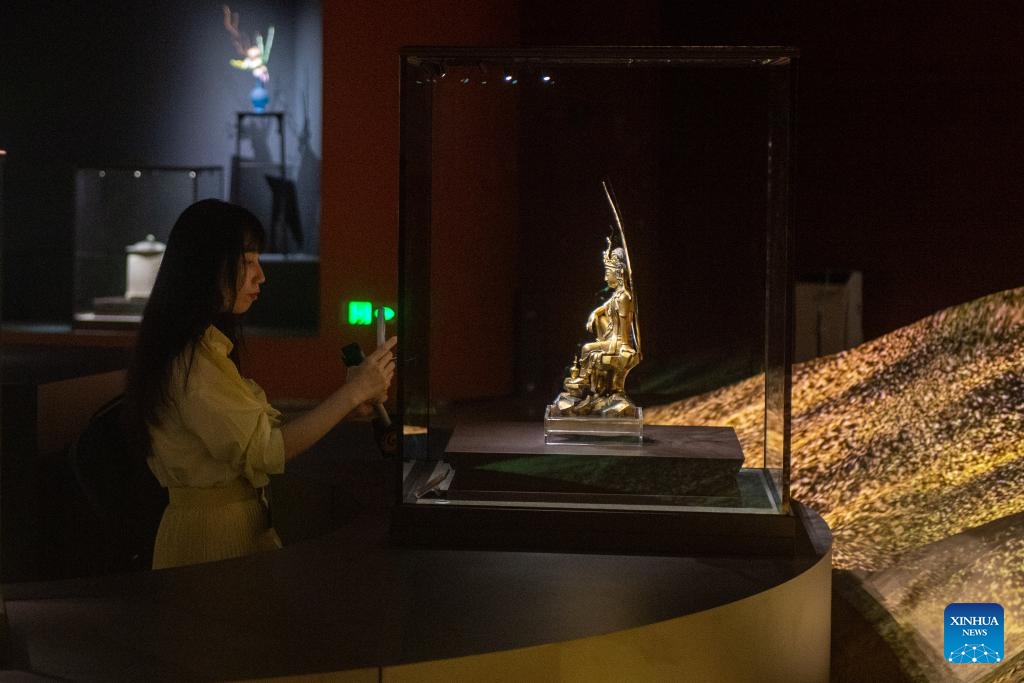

{"left": 125, "top": 199, "right": 395, "bottom": 569}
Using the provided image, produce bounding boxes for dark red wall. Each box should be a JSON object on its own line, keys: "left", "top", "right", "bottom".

{"left": 247, "top": 1, "right": 520, "bottom": 400}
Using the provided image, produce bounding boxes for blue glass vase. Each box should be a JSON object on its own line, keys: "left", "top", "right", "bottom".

{"left": 250, "top": 78, "right": 269, "bottom": 112}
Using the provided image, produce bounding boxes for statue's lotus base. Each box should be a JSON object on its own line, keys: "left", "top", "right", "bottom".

{"left": 550, "top": 390, "right": 639, "bottom": 418}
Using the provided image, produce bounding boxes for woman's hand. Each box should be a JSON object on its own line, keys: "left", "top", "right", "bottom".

{"left": 280, "top": 336, "right": 398, "bottom": 461}
{"left": 346, "top": 336, "right": 397, "bottom": 405}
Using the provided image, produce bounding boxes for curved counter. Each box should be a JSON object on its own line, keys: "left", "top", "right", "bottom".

{"left": 4, "top": 500, "right": 830, "bottom": 681}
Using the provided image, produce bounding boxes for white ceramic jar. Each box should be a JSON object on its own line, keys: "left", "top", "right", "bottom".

{"left": 125, "top": 234, "right": 166, "bottom": 299}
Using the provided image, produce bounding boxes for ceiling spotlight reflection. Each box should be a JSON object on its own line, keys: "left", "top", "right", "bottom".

{"left": 540, "top": 72, "right": 554, "bottom": 85}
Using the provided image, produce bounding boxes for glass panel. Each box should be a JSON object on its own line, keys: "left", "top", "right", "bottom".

{"left": 398, "top": 48, "right": 794, "bottom": 525}
{"left": 764, "top": 67, "right": 795, "bottom": 513}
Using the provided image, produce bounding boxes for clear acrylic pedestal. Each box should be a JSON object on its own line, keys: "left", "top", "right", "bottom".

{"left": 543, "top": 405, "right": 644, "bottom": 445}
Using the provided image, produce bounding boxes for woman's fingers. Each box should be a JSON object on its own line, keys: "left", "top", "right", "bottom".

{"left": 366, "top": 337, "right": 397, "bottom": 398}
{"left": 372, "top": 337, "right": 397, "bottom": 377}
{"left": 368, "top": 336, "right": 398, "bottom": 360}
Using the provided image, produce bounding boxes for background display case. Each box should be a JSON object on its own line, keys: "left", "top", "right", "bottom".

{"left": 396, "top": 46, "right": 797, "bottom": 554}
{"left": 73, "top": 166, "right": 223, "bottom": 327}
{"left": 71, "top": 166, "right": 317, "bottom": 331}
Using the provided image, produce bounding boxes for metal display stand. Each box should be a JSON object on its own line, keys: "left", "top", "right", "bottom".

{"left": 234, "top": 111, "right": 295, "bottom": 253}
{"left": 235, "top": 111, "right": 286, "bottom": 181}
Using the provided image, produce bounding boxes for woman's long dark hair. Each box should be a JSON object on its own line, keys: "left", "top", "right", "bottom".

{"left": 124, "top": 199, "right": 265, "bottom": 457}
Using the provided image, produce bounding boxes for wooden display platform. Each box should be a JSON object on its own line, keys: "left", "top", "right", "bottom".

{"left": 393, "top": 422, "right": 796, "bottom": 556}
{"left": 442, "top": 422, "right": 744, "bottom": 499}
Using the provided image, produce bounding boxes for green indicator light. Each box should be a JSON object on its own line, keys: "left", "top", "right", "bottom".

{"left": 345, "top": 301, "right": 395, "bottom": 326}
{"left": 347, "top": 300, "right": 373, "bottom": 325}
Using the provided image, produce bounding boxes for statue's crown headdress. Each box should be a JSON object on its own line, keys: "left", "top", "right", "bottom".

{"left": 603, "top": 237, "right": 626, "bottom": 272}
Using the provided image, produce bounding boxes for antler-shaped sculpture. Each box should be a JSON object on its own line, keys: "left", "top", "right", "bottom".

{"left": 223, "top": 5, "right": 274, "bottom": 82}
{"left": 223, "top": 6, "right": 247, "bottom": 55}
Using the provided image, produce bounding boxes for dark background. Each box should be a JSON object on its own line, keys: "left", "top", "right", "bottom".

{"left": 0, "top": 0, "right": 322, "bottom": 322}
{"left": 2, "top": 0, "right": 1022, "bottom": 340}
{"left": 521, "top": 0, "right": 1024, "bottom": 340}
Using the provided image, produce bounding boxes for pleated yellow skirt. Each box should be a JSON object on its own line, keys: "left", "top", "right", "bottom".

{"left": 152, "top": 478, "right": 281, "bottom": 570}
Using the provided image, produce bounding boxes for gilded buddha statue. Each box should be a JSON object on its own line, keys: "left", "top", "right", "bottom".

{"left": 550, "top": 190, "right": 642, "bottom": 419}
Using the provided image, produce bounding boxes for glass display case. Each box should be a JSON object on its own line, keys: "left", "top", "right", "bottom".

{"left": 395, "top": 46, "right": 797, "bottom": 554}
{"left": 72, "top": 166, "right": 223, "bottom": 327}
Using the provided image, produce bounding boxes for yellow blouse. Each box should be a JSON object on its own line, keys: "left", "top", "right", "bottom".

{"left": 147, "top": 326, "right": 285, "bottom": 489}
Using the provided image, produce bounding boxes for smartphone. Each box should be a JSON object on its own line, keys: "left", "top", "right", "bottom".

{"left": 340, "top": 342, "right": 365, "bottom": 367}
